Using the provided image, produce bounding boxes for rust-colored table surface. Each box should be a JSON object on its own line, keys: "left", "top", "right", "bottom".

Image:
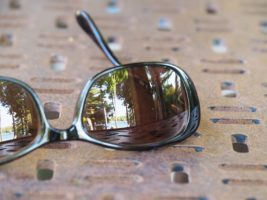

{"left": 0, "top": 0, "right": 267, "bottom": 199}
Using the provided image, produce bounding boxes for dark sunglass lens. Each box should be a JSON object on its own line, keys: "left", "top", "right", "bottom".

{"left": 0, "top": 80, "right": 41, "bottom": 157}
{"left": 82, "top": 65, "right": 188, "bottom": 145}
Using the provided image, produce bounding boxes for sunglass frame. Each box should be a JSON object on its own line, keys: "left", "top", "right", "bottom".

{"left": 0, "top": 61, "right": 200, "bottom": 164}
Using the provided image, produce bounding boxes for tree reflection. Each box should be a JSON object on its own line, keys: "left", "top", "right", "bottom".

{"left": 0, "top": 81, "right": 39, "bottom": 144}
{"left": 83, "top": 65, "right": 187, "bottom": 135}
{"left": 83, "top": 69, "right": 130, "bottom": 130}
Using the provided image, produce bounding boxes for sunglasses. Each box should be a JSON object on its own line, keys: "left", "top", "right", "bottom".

{"left": 0, "top": 10, "right": 200, "bottom": 164}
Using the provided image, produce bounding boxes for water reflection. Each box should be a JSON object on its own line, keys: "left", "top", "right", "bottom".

{"left": 83, "top": 65, "right": 189, "bottom": 145}
{"left": 0, "top": 81, "right": 40, "bottom": 156}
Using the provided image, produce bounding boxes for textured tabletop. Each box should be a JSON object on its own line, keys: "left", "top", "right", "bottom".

{"left": 0, "top": 0, "right": 267, "bottom": 199}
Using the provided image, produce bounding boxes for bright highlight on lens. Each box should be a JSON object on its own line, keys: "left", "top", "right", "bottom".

{"left": 82, "top": 65, "right": 189, "bottom": 145}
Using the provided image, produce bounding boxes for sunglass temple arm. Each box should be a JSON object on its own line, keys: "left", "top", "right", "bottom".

{"left": 76, "top": 10, "right": 121, "bottom": 66}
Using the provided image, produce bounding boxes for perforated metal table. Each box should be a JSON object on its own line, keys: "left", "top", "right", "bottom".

{"left": 0, "top": 0, "right": 267, "bottom": 199}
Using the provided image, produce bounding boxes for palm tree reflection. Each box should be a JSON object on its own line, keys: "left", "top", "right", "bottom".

{"left": 83, "top": 65, "right": 189, "bottom": 144}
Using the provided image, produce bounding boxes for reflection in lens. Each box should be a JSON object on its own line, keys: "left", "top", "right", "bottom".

{"left": 82, "top": 65, "right": 188, "bottom": 145}
{"left": 0, "top": 80, "right": 40, "bottom": 157}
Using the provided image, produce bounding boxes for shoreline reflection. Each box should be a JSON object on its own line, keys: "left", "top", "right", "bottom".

{"left": 0, "top": 81, "right": 40, "bottom": 155}
{"left": 83, "top": 65, "right": 188, "bottom": 145}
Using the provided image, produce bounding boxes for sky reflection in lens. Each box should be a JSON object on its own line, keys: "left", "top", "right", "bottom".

{"left": 82, "top": 65, "right": 188, "bottom": 145}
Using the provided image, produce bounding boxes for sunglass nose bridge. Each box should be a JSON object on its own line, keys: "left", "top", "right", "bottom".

{"left": 48, "top": 125, "right": 79, "bottom": 142}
